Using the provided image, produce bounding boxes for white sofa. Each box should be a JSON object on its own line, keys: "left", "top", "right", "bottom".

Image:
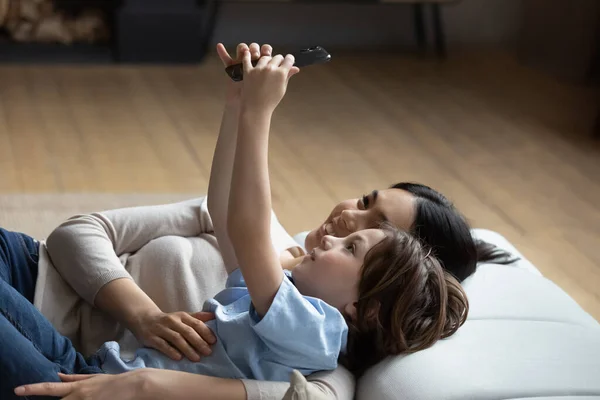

{"left": 294, "top": 229, "right": 600, "bottom": 400}
{"left": 357, "top": 229, "right": 600, "bottom": 400}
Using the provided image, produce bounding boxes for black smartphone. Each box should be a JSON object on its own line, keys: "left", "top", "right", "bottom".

{"left": 225, "top": 46, "right": 331, "bottom": 82}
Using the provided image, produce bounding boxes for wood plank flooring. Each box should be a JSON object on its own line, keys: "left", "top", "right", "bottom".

{"left": 0, "top": 49, "right": 598, "bottom": 319}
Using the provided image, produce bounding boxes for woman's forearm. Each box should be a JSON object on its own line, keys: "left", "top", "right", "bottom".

{"left": 94, "top": 278, "right": 161, "bottom": 331}
{"left": 144, "top": 369, "right": 246, "bottom": 400}
{"left": 208, "top": 100, "right": 241, "bottom": 270}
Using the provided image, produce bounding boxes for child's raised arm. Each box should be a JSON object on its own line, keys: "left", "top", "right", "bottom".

{"left": 227, "top": 50, "right": 300, "bottom": 317}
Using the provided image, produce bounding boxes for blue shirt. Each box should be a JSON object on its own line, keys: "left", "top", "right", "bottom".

{"left": 98, "top": 269, "right": 348, "bottom": 381}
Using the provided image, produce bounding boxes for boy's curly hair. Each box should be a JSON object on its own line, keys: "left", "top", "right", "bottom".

{"left": 341, "top": 223, "right": 469, "bottom": 377}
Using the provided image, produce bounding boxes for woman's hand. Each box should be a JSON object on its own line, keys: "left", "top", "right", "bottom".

{"left": 217, "top": 42, "right": 273, "bottom": 103}
{"left": 240, "top": 48, "right": 300, "bottom": 115}
{"left": 15, "top": 370, "right": 248, "bottom": 400}
{"left": 15, "top": 372, "right": 148, "bottom": 400}
{"left": 130, "top": 310, "right": 216, "bottom": 362}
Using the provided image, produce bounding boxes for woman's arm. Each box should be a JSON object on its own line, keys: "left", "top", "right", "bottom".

{"left": 14, "top": 370, "right": 246, "bottom": 400}
{"left": 244, "top": 366, "right": 355, "bottom": 400}
{"left": 151, "top": 368, "right": 356, "bottom": 400}
{"left": 208, "top": 98, "right": 242, "bottom": 271}
{"left": 46, "top": 197, "right": 212, "bottom": 306}
{"left": 291, "top": 367, "right": 356, "bottom": 400}
{"left": 45, "top": 197, "right": 218, "bottom": 360}
{"left": 15, "top": 367, "right": 355, "bottom": 400}
{"left": 207, "top": 43, "right": 245, "bottom": 272}
{"left": 94, "top": 278, "right": 161, "bottom": 334}
{"left": 148, "top": 370, "right": 247, "bottom": 400}
{"left": 209, "top": 43, "right": 272, "bottom": 272}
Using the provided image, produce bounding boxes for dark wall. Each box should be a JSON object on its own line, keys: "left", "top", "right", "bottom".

{"left": 211, "top": 0, "right": 522, "bottom": 49}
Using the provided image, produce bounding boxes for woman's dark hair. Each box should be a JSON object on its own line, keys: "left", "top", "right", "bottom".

{"left": 391, "top": 182, "right": 518, "bottom": 282}
{"left": 342, "top": 224, "right": 468, "bottom": 377}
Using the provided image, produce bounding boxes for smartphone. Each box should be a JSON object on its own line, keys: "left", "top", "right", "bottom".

{"left": 225, "top": 46, "right": 332, "bottom": 82}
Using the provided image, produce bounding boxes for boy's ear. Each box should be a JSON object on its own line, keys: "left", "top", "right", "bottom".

{"left": 344, "top": 302, "right": 358, "bottom": 323}
{"left": 347, "top": 299, "right": 381, "bottom": 327}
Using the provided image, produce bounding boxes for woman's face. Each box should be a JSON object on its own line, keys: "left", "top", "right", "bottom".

{"left": 304, "top": 188, "right": 417, "bottom": 251}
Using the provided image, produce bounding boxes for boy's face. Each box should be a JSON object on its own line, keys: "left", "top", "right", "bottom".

{"left": 293, "top": 229, "right": 387, "bottom": 313}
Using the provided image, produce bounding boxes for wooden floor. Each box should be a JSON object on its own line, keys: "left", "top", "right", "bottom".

{"left": 1, "top": 49, "right": 599, "bottom": 320}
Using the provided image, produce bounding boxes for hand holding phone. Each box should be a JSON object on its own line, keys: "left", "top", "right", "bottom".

{"left": 239, "top": 51, "right": 300, "bottom": 114}
{"left": 225, "top": 46, "right": 331, "bottom": 82}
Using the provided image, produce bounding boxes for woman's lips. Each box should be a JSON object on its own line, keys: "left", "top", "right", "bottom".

{"left": 316, "top": 222, "right": 335, "bottom": 242}
{"left": 325, "top": 223, "right": 335, "bottom": 235}
{"left": 319, "top": 224, "right": 327, "bottom": 238}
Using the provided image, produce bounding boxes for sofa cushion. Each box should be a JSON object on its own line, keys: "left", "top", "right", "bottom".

{"left": 472, "top": 228, "right": 541, "bottom": 276}
{"left": 465, "top": 265, "right": 599, "bottom": 329}
{"left": 357, "top": 317, "right": 600, "bottom": 400}
{"left": 356, "top": 229, "right": 600, "bottom": 400}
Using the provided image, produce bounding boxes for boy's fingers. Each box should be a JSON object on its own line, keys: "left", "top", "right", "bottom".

{"left": 242, "top": 48, "right": 253, "bottom": 72}
{"left": 216, "top": 43, "right": 233, "bottom": 66}
{"left": 235, "top": 43, "right": 249, "bottom": 61}
{"left": 261, "top": 44, "right": 272, "bottom": 57}
{"left": 288, "top": 66, "right": 300, "bottom": 79}
{"left": 269, "top": 54, "right": 285, "bottom": 67}
{"left": 256, "top": 55, "right": 271, "bottom": 68}
{"left": 249, "top": 42, "right": 260, "bottom": 59}
{"left": 282, "top": 54, "right": 295, "bottom": 70}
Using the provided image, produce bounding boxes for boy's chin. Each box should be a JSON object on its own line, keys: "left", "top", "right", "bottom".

{"left": 295, "top": 255, "right": 311, "bottom": 269}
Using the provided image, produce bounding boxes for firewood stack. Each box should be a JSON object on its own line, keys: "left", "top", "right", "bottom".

{"left": 0, "top": 0, "right": 109, "bottom": 45}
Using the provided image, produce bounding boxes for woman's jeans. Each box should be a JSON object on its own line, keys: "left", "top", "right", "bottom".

{"left": 0, "top": 228, "right": 102, "bottom": 400}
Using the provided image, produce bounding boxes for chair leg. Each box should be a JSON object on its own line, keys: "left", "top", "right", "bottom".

{"left": 431, "top": 3, "right": 446, "bottom": 58}
{"left": 412, "top": 3, "right": 427, "bottom": 54}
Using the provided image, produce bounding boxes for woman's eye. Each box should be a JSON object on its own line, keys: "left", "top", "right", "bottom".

{"left": 360, "top": 194, "right": 369, "bottom": 209}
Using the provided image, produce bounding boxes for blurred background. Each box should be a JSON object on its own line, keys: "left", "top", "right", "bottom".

{"left": 0, "top": 0, "right": 599, "bottom": 319}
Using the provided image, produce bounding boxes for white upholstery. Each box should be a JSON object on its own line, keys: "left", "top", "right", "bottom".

{"left": 353, "top": 229, "right": 600, "bottom": 400}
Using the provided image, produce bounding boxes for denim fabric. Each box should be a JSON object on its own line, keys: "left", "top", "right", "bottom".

{"left": 0, "top": 227, "right": 40, "bottom": 302}
{"left": 0, "top": 228, "right": 102, "bottom": 400}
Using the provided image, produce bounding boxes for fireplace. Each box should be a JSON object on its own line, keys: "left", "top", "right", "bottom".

{"left": 0, "top": 0, "right": 213, "bottom": 63}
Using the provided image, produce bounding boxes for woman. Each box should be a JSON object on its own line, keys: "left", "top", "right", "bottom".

{"left": 304, "top": 181, "right": 515, "bottom": 283}
{"left": 3, "top": 43, "right": 511, "bottom": 399}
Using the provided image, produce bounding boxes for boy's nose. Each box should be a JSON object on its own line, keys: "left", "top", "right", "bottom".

{"left": 320, "top": 235, "right": 334, "bottom": 250}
